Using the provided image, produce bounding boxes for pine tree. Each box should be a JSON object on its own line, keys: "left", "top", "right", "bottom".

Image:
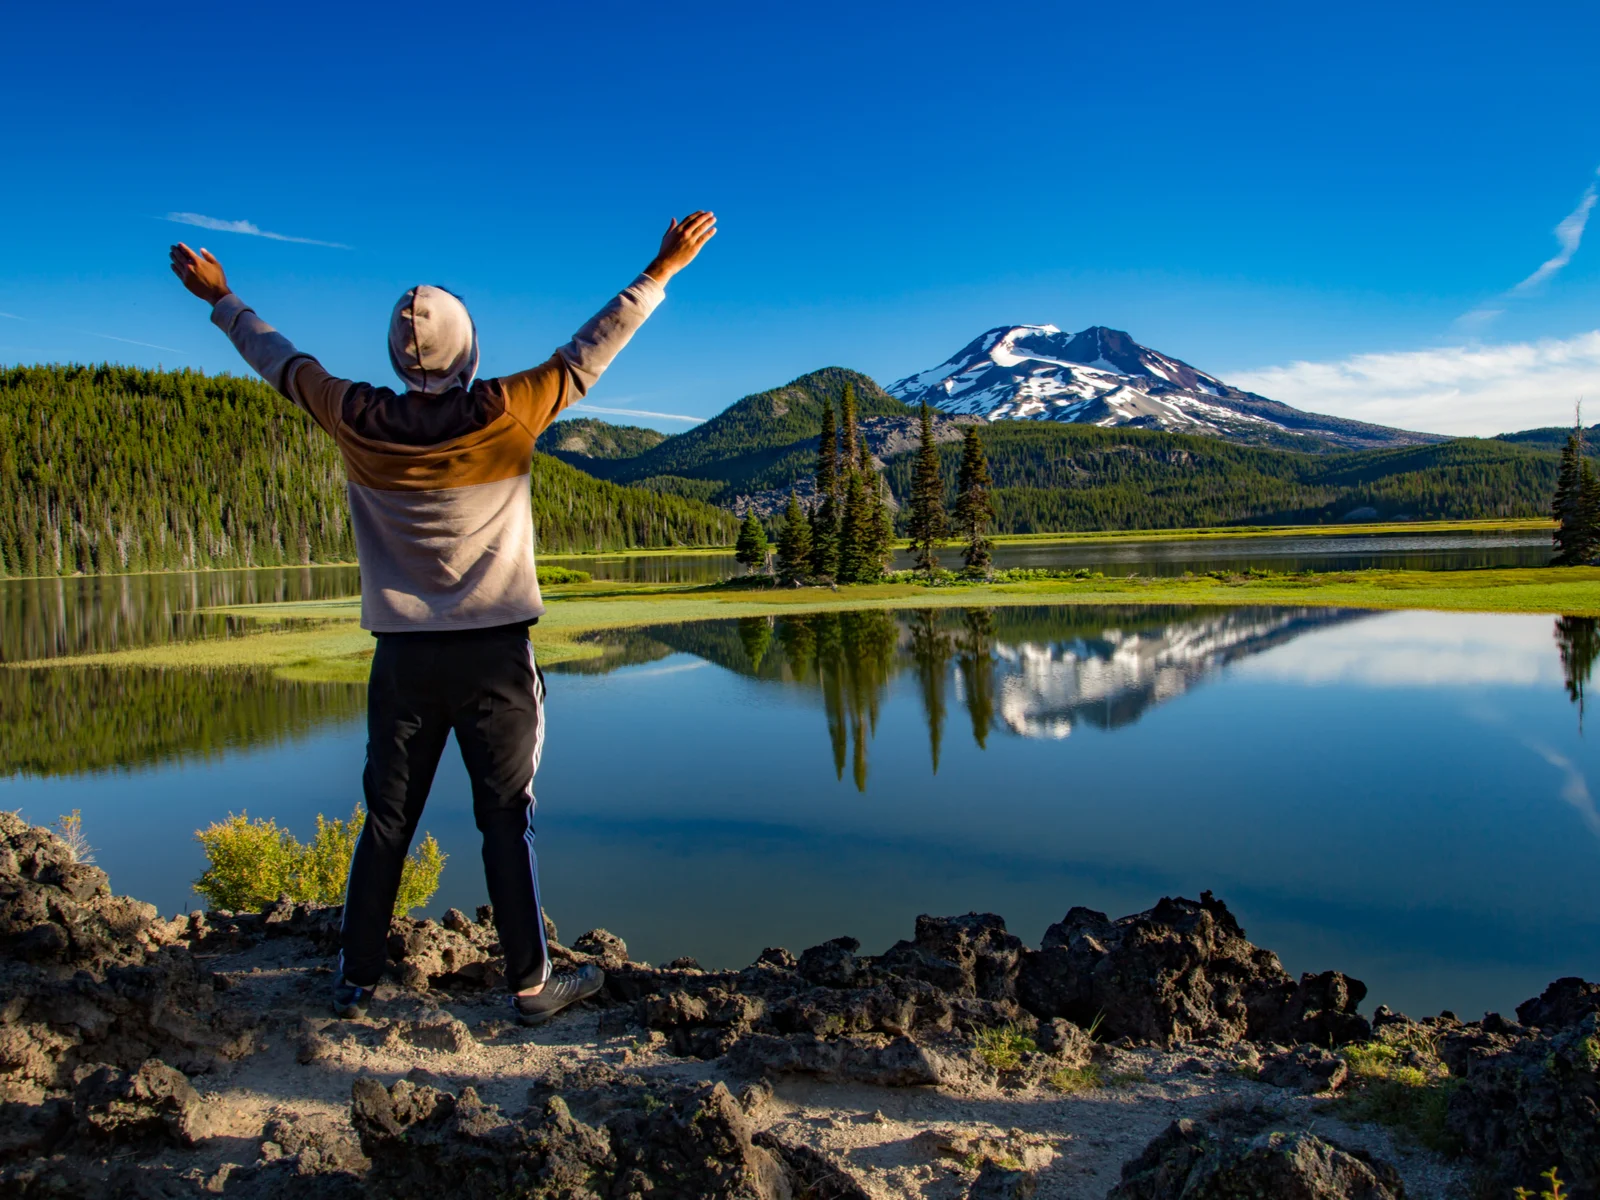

{"left": 776, "top": 491, "right": 812, "bottom": 581}
{"left": 809, "top": 403, "right": 841, "bottom": 578}
{"left": 837, "top": 470, "right": 870, "bottom": 583}
{"left": 906, "top": 403, "right": 947, "bottom": 576}
{"left": 1552, "top": 414, "right": 1598, "bottom": 565}
{"left": 954, "top": 426, "right": 995, "bottom": 573}
{"left": 839, "top": 382, "right": 859, "bottom": 469}
{"left": 809, "top": 496, "right": 839, "bottom": 579}
{"left": 734, "top": 509, "right": 769, "bottom": 573}
{"left": 816, "top": 402, "right": 838, "bottom": 499}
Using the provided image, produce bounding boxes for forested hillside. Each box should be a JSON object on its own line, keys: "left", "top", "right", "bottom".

{"left": 882, "top": 422, "right": 1558, "bottom": 529}
{"left": 0, "top": 366, "right": 737, "bottom": 577}
{"left": 536, "top": 416, "right": 666, "bottom": 462}
{"left": 578, "top": 367, "right": 911, "bottom": 501}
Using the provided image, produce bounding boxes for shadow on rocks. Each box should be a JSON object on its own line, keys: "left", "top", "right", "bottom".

{"left": 1109, "top": 1103, "right": 1404, "bottom": 1199}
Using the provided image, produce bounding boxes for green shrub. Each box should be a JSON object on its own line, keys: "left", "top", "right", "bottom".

{"left": 973, "top": 1023, "right": 1037, "bottom": 1070}
{"left": 1048, "top": 1065, "right": 1104, "bottom": 1094}
{"left": 1335, "top": 1037, "right": 1459, "bottom": 1152}
{"left": 1515, "top": 1166, "right": 1568, "bottom": 1199}
{"left": 193, "top": 807, "right": 444, "bottom": 915}
{"left": 538, "top": 565, "right": 592, "bottom": 585}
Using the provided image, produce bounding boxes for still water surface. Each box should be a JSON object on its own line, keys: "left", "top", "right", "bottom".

{"left": 0, "top": 529, "right": 1552, "bottom": 662}
{"left": 4, "top": 594, "right": 1598, "bottom": 1021}
{"left": 547, "top": 529, "right": 1551, "bottom": 583}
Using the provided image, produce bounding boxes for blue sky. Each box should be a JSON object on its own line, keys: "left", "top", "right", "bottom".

{"left": 4, "top": 0, "right": 1600, "bottom": 436}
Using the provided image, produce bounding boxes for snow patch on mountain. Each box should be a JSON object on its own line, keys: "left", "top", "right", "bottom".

{"left": 889, "top": 325, "right": 1440, "bottom": 450}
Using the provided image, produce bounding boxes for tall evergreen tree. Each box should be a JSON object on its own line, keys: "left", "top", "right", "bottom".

{"left": 837, "top": 470, "right": 871, "bottom": 583}
{"left": 954, "top": 426, "right": 995, "bottom": 573}
{"left": 809, "top": 403, "right": 841, "bottom": 578}
{"left": 816, "top": 402, "right": 838, "bottom": 499}
{"left": 1552, "top": 415, "right": 1598, "bottom": 565}
{"left": 734, "top": 509, "right": 769, "bottom": 573}
{"left": 906, "top": 403, "right": 947, "bottom": 576}
{"left": 839, "top": 382, "right": 859, "bottom": 468}
{"left": 776, "top": 491, "right": 812, "bottom": 581}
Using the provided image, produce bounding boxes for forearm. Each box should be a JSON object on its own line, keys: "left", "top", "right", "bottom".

{"left": 210, "top": 294, "right": 313, "bottom": 398}
{"left": 554, "top": 273, "right": 666, "bottom": 394}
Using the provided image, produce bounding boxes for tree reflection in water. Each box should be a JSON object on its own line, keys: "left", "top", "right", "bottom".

{"left": 1555, "top": 615, "right": 1600, "bottom": 727}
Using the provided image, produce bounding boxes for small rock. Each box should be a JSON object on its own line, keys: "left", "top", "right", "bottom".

{"left": 1259, "top": 1045, "right": 1348, "bottom": 1094}
{"left": 969, "top": 1161, "right": 1037, "bottom": 1199}
{"left": 400, "top": 1011, "right": 474, "bottom": 1054}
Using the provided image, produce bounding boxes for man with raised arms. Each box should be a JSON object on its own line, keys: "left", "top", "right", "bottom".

{"left": 169, "top": 211, "right": 716, "bottom": 1021}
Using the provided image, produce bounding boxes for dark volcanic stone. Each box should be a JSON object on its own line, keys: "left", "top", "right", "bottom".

{"left": 1446, "top": 1012, "right": 1600, "bottom": 1197}
{"left": 1016, "top": 893, "right": 1294, "bottom": 1046}
{"left": 1517, "top": 977, "right": 1600, "bottom": 1031}
{"left": 353, "top": 1073, "right": 792, "bottom": 1199}
{"left": 968, "top": 1160, "right": 1038, "bottom": 1198}
{"left": 72, "top": 1059, "right": 215, "bottom": 1147}
{"left": 754, "top": 1131, "right": 872, "bottom": 1199}
{"left": 1259, "top": 1045, "right": 1349, "bottom": 1094}
{"left": 726, "top": 1032, "right": 941, "bottom": 1086}
{"left": 1109, "top": 1106, "right": 1404, "bottom": 1199}
{"left": 875, "top": 913, "right": 1025, "bottom": 1002}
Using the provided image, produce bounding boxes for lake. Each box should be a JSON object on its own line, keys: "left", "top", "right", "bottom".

{"left": 0, "top": 529, "right": 1554, "bottom": 663}
{"left": 4, "top": 584, "right": 1598, "bottom": 1023}
{"left": 548, "top": 528, "right": 1552, "bottom": 582}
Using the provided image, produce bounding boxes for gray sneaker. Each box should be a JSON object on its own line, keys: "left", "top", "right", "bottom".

{"left": 510, "top": 964, "right": 605, "bottom": 1025}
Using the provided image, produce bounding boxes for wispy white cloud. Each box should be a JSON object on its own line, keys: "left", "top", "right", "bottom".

{"left": 165, "top": 212, "right": 351, "bottom": 250}
{"left": 0, "top": 312, "right": 23, "bottom": 320}
{"left": 1459, "top": 170, "right": 1600, "bottom": 326}
{"left": 87, "top": 332, "right": 185, "bottom": 354}
{"left": 570, "top": 403, "right": 705, "bottom": 424}
{"left": 1510, "top": 178, "right": 1600, "bottom": 294}
{"left": 1231, "top": 329, "right": 1600, "bottom": 436}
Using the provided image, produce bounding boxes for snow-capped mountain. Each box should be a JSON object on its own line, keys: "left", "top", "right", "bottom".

{"left": 889, "top": 325, "right": 1438, "bottom": 450}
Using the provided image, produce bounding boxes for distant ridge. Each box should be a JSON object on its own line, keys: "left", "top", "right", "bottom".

{"left": 889, "top": 324, "right": 1442, "bottom": 452}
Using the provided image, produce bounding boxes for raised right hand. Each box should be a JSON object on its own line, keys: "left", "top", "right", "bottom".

{"left": 645, "top": 211, "right": 717, "bottom": 283}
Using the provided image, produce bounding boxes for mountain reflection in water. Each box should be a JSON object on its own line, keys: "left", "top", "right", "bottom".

{"left": 558, "top": 606, "right": 1373, "bottom": 788}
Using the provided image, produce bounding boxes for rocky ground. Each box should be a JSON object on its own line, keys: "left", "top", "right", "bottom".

{"left": 2, "top": 811, "right": 1597, "bottom": 1199}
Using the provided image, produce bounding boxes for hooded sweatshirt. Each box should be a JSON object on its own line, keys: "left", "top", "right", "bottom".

{"left": 209, "top": 274, "right": 664, "bottom": 631}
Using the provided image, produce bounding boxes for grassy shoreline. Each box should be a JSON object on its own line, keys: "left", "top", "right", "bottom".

{"left": 0, "top": 517, "right": 1554, "bottom": 584}
{"left": 11, "top": 563, "right": 1600, "bottom": 684}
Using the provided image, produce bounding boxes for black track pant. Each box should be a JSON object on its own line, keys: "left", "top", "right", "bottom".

{"left": 339, "top": 622, "right": 550, "bottom": 992}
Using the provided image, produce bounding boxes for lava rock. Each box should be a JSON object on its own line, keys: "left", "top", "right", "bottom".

{"left": 353, "top": 1073, "right": 791, "bottom": 1199}
{"left": 1015, "top": 893, "right": 1294, "bottom": 1047}
{"left": 1259, "top": 1045, "right": 1349, "bottom": 1094}
{"left": 1035, "top": 1018, "right": 1093, "bottom": 1068}
{"left": 969, "top": 1160, "right": 1038, "bottom": 1199}
{"left": 398, "top": 1010, "right": 475, "bottom": 1054}
{"left": 0, "top": 1099, "right": 72, "bottom": 1162}
{"left": 72, "top": 1059, "right": 216, "bottom": 1147}
{"left": 875, "top": 913, "right": 1025, "bottom": 1002}
{"left": 754, "top": 1131, "right": 872, "bottom": 1199}
{"left": 260, "top": 1111, "right": 370, "bottom": 1176}
{"left": 1446, "top": 1012, "right": 1600, "bottom": 1197}
{"left": 569, "top": 929, "right": 629, "bottom": 971}
{"left": 726, "top": 1032, "right": 941, "bottom": 1086}
{"left": 1516, "top": 977, "right": 1600, "bottom": 1031}
{"left": 1109, "top": 1105, "right": 1404, "bottom": 1199}
{"left": 1249, "top": 970, "right": 1372, "bottom": 1048}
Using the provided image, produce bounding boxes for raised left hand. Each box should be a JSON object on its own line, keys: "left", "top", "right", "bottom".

{"left": 169, "top": 243, "right": 231, "bottom": 305}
